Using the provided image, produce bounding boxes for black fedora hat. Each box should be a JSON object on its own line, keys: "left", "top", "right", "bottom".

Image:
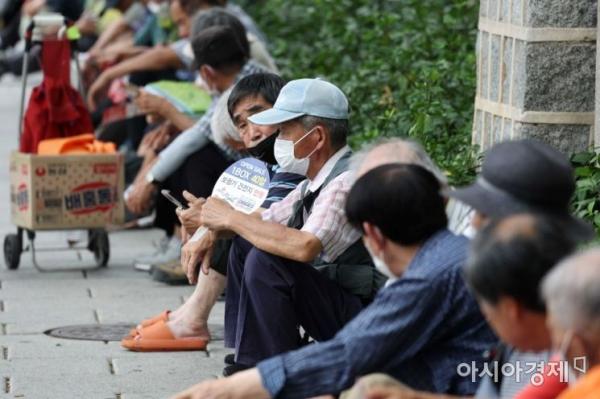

{"left": 447, "top": 139, "right": 593, "bottom": 239}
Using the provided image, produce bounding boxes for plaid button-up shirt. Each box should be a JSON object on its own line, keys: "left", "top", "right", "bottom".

{"left": 261, "top": 146, "right": 360, "bottom": 263}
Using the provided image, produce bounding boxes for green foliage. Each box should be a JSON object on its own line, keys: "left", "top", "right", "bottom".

{"left": 239, "top": 0, "right": 600, "bottom": 235}
{"left": 239, "top": 0, "right": 480, "bottom": 185}
{"left": 571, "top": 151, "right": 600, "bottom": 236}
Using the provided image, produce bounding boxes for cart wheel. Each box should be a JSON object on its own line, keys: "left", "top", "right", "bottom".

{"left": 88, "top": 229, "right": 110, "bottom": 267}
{"left": 4, "top": 233, "right": 22, "bottom": 270}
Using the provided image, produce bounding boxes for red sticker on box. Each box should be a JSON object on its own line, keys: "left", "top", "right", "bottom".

{"left": 93, "top": 163, "right": 118, "bottom": 174}
{"left": 64, "top": 181, "right": 117, "bottom": 215}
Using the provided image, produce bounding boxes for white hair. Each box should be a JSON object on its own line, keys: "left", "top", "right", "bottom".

{"left": 541, "top": 247, "right": 600, "bottom": 337}
{"left": 349, "top": 137, "right": 448, "bottom": 186}
{"left": 211, "top": 88, "right": 241, "bottom": 148}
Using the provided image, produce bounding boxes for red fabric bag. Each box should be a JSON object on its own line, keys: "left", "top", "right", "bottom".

{"left": 20, "top": 39, "right": 93, "bottom": 153}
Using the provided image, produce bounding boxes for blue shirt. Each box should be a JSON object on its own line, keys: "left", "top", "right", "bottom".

{"left": 257, "top": 229, "right": 498, "bottom": 398}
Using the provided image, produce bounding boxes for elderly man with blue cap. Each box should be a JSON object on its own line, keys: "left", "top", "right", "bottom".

{"left": 173, "top": 79, "right": 496, "bottom": 399}
{"left": 198, "top": 78, "right": 386, "bottom": 375}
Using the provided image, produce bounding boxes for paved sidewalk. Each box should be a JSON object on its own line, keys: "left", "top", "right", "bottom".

{"left": 0, "top": 76, "right": 226, "bottom": 398}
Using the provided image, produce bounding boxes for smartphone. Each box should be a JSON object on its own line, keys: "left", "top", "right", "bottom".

{"left": 161, "top": 189, "right": 187, "bottom": 209}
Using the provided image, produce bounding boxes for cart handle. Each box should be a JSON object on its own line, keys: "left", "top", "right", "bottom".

{"left": 18, "top": 15, "right": 83, "bottom": 140}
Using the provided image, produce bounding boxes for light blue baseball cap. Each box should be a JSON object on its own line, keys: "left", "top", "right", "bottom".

{"left": 248, "top": 78, "right": 349, "bottom": 125}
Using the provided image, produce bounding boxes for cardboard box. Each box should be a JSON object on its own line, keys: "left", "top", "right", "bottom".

{"left": 9, "top": 151, "right": 125, "bottom": 230}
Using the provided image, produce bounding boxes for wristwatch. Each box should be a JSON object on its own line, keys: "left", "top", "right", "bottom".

{"left": 145, "top": 172, "right": 161, "bottom": 186}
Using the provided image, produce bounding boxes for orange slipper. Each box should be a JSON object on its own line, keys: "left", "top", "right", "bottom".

{"left": 121, "top": 321, "right": 208, "bottom": 352}
{"left": 126, "top": 310, "right": 171, "bottom": 338}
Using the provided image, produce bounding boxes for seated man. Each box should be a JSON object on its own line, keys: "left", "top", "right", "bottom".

{"left": 117, "top": 8, "right": 263, "bottom": 183}
{"left": 542, "top": 247, "right": 600, "bottom": 398}
{"left": 347, "top": 137, "right": 478, "bottom": 239}
{"left": 345, "top": 214, "right": 582, "bottom": 399}
{"left": 87, "top": 0, "right": 200, "bottom": 107}
{"left": 466, "top": 214, "right": 582, "bottom": 399}
{"left": 127, "top": 22, "right": 266, "bottom": 270}
{"left": 130, "top": 7, "right": 274, "bottom": 134}
{"left": 198, "top": 79, "right": 386, "bottom": 375}
{"left": 174, "top": 163, "right": 496, "bottom": 398}
{"left": 447, "top": 139, "right": 591, "bottom": 239}
{"left": 353, "top": 139, "right": 592, "bottom": 399}
{"left": 141, "top": 98, "right": 456, "bottom": 352}
{"left": 87, "top": 0, "right": 270, "bottom": 109}
{"left": 122, "top": 73, "right": 305, "bottom": 351}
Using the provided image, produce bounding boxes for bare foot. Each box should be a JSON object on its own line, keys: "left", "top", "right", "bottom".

{"left": 135, "top": 299, "right": 193, "bottom": 330}
{"left": 167, "top": 312, "right": 211, "bottom": 340}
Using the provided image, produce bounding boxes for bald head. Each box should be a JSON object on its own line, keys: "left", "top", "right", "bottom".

{"left": 350, "top": 138, "right": 447, "bottom": 186}
{"left": 542, "top": 248, "right": 600, "bottom": 338}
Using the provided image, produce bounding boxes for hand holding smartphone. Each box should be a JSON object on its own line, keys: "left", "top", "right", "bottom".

{"left": 161, "top": 189, "right": 188, "bottom": 210}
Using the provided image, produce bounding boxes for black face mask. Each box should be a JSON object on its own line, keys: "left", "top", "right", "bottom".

{"left": 247, "top": 132, "right": 278, "bottom": 165}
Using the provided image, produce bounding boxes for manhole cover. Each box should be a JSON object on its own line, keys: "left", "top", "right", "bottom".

{"left": 45, "top": 324, "right": 134, "bottom": 341}
{"left": 44, "top": 324, "right": 225, "bottom": 342}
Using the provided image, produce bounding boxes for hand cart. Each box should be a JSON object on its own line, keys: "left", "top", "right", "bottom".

{"left": 3, "top": 14, "right": 114, "bottom": 272}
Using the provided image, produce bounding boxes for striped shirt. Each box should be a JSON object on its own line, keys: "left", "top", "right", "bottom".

{"left": 262, "top": 166, "right": 304, "bottom": 209}
{"left": 261, "top": 146, "right": 360, "bottom": 262}
{"left": 257, "top": 229, "right": 498, "bottom": 398}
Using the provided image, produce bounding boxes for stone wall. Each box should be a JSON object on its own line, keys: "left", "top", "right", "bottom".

{"left": 473, "top": 0, "right": 597, "bottom": 153}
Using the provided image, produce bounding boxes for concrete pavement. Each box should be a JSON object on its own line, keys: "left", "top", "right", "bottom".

{"left": 0, "top": 75, "right": 226, "bottom": 399}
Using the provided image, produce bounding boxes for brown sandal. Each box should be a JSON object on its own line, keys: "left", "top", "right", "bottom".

{"left": 126, "top": 310, "right": 170, "bottom": 338}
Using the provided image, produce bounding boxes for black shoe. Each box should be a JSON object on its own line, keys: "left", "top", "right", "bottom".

{"left": 224, "top": 353, "right": 235, "bottom": 365}
{"left": 0, "top": 58, "right": 6, "bottom": 78}
{"left": 223, "top": 363, "right": 251, "bottom": 377}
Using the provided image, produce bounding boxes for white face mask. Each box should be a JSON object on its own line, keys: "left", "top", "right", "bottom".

{"left": 365, "top": 240, "right": 397, "bottom": 282}
{"left": 196, "top": 71, "right": 219, "bottom": 96}
{"left": 274, "top": 127, "right": 318, "bottom": 176}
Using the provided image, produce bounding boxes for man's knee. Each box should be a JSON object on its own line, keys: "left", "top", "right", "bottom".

{"left": 229, "top": 236, "right": 253, "bottom": 265}
{"left": 242, "top": 247, "right": 282, "bottom": 287}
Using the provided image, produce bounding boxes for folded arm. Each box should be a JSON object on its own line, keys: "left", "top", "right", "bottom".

{"left": 229, "top": 211, "right": 322, "bottom": 263}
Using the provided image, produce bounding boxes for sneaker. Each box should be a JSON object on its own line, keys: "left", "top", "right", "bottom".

{"left": 152, "top": 260, "right": 189, "bottom": 285}
{"left": 224, "top": 353, "right": 235, "bottom": 365}
{"left": 133, "top": 235, "right": 181, "bottom": 272}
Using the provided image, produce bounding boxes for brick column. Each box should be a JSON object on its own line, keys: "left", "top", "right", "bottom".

{"left": 473, "top": 0, "right": 597, "bottom": 153}
{"left": 596, "top": 1, "right": 600, "bottom": 145}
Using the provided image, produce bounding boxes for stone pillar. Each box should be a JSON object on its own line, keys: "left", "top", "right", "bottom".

{"left": 473, "top": 0, "right": 597, "bottom": 154}
{"left": 596, "top": 1, "right": 600, "bottom": 146}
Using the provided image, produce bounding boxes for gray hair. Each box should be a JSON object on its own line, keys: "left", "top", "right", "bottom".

{"left": 211, "top": 88, "right": 241, "bottom": 148}
{"left": 349, "top": 137, "right": 448, "bottom": 186}
{"left": 301, "top": 115, "right": 348, "bottom": 150}
{"left": 541, "top": 247, "right": 600, "bottom": 337}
